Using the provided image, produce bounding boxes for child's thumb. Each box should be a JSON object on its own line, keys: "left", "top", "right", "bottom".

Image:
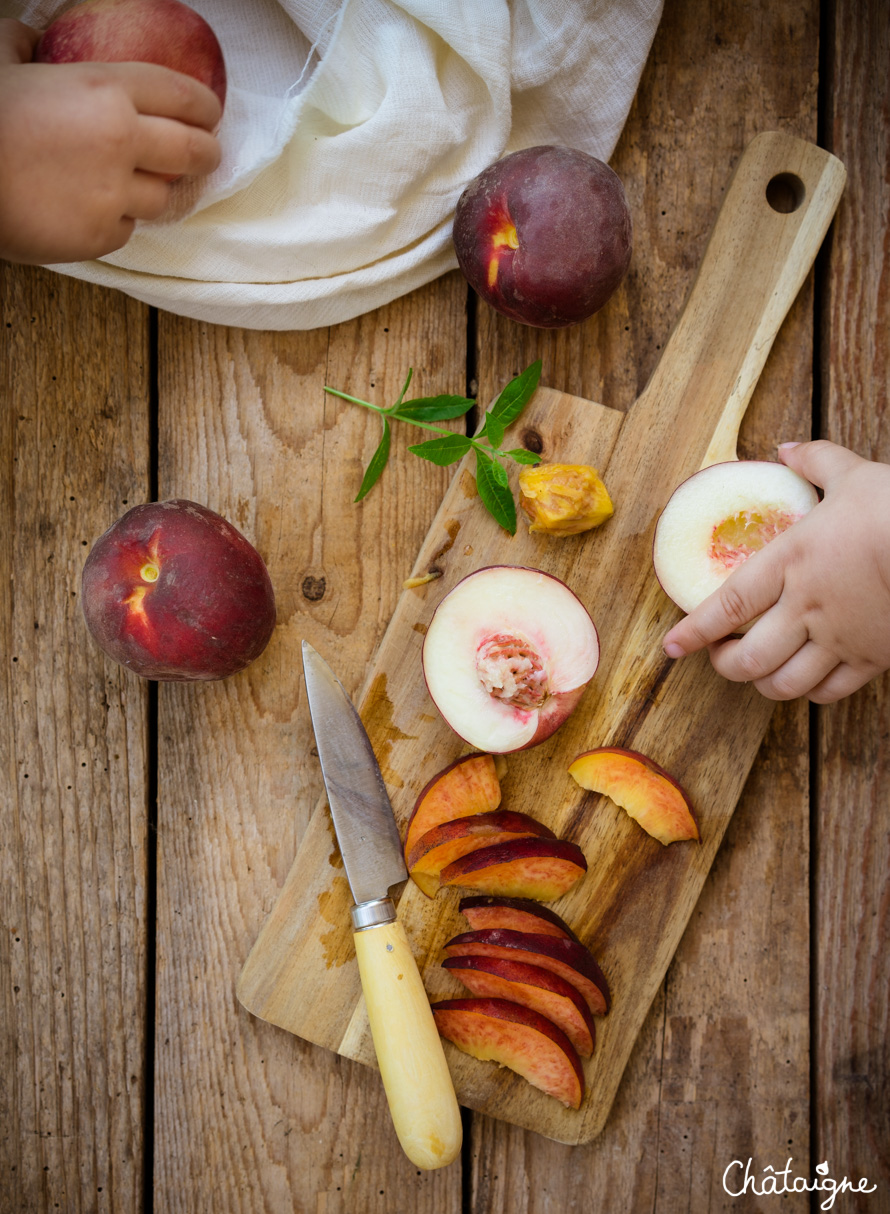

{"left": 777, "top": 438, "right": 864, "bottom": 490}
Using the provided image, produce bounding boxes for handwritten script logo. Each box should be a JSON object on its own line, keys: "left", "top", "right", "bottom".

{"left": 723, "top": 1158, "right": 877, "bottom": 1210}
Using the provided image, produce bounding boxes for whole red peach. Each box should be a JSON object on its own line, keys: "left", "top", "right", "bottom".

{"left": 453, "top": 145, "right": 632, "bottom": 329}
{"left": 81, "top": 500, "right": 275, "bottom": 681}
{"left": 35, "top": 0, "right": 227, "bottom": 110}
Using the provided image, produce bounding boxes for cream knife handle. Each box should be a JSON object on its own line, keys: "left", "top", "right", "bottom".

{"left": 352, "top": 904, "right": 462, "bottom": 1170}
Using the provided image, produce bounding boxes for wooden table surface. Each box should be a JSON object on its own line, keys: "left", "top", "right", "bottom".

{"left": 1, "top": 1, "right": 888, "bottom": 1211}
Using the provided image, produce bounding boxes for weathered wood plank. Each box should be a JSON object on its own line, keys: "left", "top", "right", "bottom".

{"left": 153, "top": 276, "right": 469, "bottom": 1211}
{"left": 469, "top": 0, "right": 818, "bottom": 1203}
{"left": 0, "top": 264, "right": 150, "bottom": 1212}
{"left": 818, "top": 0, "right": 890, "bottom": 1204}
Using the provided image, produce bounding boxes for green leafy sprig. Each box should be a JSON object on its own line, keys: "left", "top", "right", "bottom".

{"left": 323, "top": 359, "right": 543, "bottom": 534}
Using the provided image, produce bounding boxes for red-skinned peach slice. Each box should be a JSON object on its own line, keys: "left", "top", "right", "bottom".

{"left": 407, "top": 810, "right": 556, "bottom": 898}
{"left": 421, "top": 566, "right": 599, "bottom": 754}
{"left": 568, "top": 747, "right": 699, "bottom": 845}
{"left": 443, "top": 954, "right": 596, "bottom": 1057}
{"left": 431, "top": 997, "right": 584, "bottom": 1108}
{"left": 439, "top": 837, "right": 587, "bottom": 901}
{"left": 403, "top": 753, "right": 502, "bottom": 861}
{"left": 443, "top": 928, "right": 610, "bottom": 1017}
{"left": 458, "top": 895, "right": 580, "bottom": 941}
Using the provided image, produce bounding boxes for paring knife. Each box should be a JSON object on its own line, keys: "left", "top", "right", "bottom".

{"left": 301, "top": 640, "right": 463, "bottom": 1170}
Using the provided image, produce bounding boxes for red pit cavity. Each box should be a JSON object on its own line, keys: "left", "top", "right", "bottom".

{"left": 709, "top": 507, "right": 800, "bottom": 571}
{"left": 475, "top": 633, "right": 548, "bottom": 709}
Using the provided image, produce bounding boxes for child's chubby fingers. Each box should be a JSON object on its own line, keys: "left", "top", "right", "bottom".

{"left": 705, "top": 605, "right": 811, "bottom": 689}
{"left": 103, "top": 60, "right": 223, "bottom": 133}
{"left": 0, "top": 18, "right": 40, "bottom": 63}
{"left": 122, "top": 170, "right": 175, "bottom": 222}
{"left": 133, "top": 112, "right": 221, "bottom": 179}
{"left": 729, "top": 638, "right": 840, "bottom": 702}
{"left": 777, "top": 437, "right": 867, "bottom": 489}
{"left": 662, "top": 539, "right": 787, "bottom": 660}
{"left": 805, "top": 661, "right": 880, "bottom": 705}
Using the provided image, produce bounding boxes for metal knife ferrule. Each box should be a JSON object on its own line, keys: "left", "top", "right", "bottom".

{"left": 351, "top": 897, "right": 397, "bottom": 932}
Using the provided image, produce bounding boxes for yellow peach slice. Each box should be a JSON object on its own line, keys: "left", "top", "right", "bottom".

{"left": 440, "top": 838, "right": 588, "bottom": 901}
{"left": 403, "top": 753, "right": 503, "bottom": 862}
{"left": 443, "top": 954, "right": 596, "bottom": 1057}
{"left": 568, "top": 747, "right": 699, "bottom": 845}
{"left": 458, "top": 895, "right": 580, "bottom": 941}
{"left": 443, "top": 928, "right": 610, "bottom": 1017}
{"left": 407, "top": 810, "right": 555, "bottom": 899}
{"left": 431, "top": 997, "right": 584, "bottom": 1108}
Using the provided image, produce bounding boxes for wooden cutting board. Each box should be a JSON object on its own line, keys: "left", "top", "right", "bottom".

{"left": 237, "top": 131, "right": 846, "bottom": 1145}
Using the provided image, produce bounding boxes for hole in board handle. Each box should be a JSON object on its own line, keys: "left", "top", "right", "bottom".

{"left": 766, "top": 172, "right": 806, "bottom": 213}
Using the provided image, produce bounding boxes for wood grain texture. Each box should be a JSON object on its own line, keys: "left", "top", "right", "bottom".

{"left": 0, "top": 265, "right": 150, "bottom": 1212}
{"left": 818, "top": 0, "right": 890, "bottom": 1204}
{"left": 2, "top": 0, "right": 886, "bottom": 1208}
{"left": 237, "top": 130, "right": 842, "bottom": 1147}
{"left": 153, "top": 277, "right": 469, "bottom": 1212}
{"left": 469, "top": 0, "right": 821, "bottom": 1200}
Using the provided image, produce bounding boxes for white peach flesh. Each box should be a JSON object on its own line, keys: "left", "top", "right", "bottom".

{"left": 653, "top": 460, "right": 819, "bottom": 614}
{"left": 421, "top": 566, "right": 599, "bottom": 753}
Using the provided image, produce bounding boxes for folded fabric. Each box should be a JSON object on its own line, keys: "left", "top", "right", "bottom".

{"left": 16, "top": 0, "right": 663, "bottom": 329}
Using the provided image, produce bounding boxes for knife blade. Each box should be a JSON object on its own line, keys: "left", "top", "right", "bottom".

{"left": 301, "top": 640, "right": 462, "bottom": 1171}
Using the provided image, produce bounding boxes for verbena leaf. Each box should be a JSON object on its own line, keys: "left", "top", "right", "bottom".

{"left": 355, "top": 419, "right": 391, "bottom": 501}
{"left": 396, "top": 395, "right": 475, "bottom": 422}
{"left": 392, "top": 367, "right": 413, "bottom": 410}
{"left": 475, "top": 453, "right": 516, "bottom": 533}
{"left": 408, "top": 433, "right": 473, "bottom": 466}
{"left": 491, "top": 358, "right": 542, "bottom": 426}
{"left": 481, "top": 412, "right": 505, "bottom": 449}
{"left": 504, "top": 447, "right": 543, "bottom": 465}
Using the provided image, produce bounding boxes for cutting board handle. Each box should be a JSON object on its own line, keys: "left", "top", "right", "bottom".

{"left": 634, "top": 131, "right": 846, "bottom": 467}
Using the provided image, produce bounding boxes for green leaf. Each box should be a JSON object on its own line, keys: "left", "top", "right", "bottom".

{"left": 408, "top": 433, "right": 473, "bottom": 466}
{"left": 355, "top": 419, "right": 391, "bottom": 501}
{"left": 392, "top": 367, "right": 414, "bottom": 410}
{"left": 475, "top": 453, "right": 517, "bottom": 533}
{"left": 395, "top": 394, "right": 476, "bottom": 422}
{"left": 481, "top": 412, "right": 505, "bottom": 449}
{"left": 490, "top": 359, "right": 542, "bottom": 427}
{"left": 504, "top": 447, "right": 543, "bottom": 465}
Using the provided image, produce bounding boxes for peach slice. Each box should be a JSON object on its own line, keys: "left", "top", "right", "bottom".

{"left": 430, "top": 997, "right": 584, "bottom": 1108}
{"left": 439, "top": 837, "right": 587, "bottom": 901}
{"left": 653, "top": 460, "right": 819, "bottom": 615}
{"left": 421, "top": 566, "right": 599, "bottom": 753}
{"left": 407, "top": 810, "right": 556, "bottom": 898}
{"left": 458, "top": 895, "right": 580, "bottom": 942}
{"left": 443, "top": 928, "right": 610, "bottom": 1017}
{"left": 403, "top": 753, "right": 502, "bottom": 862}
{"left": 443, "top": 954, "right": 596, "bottom": 1057}
{"left": 568, "top": 747, "right": 699, "bottom": 845}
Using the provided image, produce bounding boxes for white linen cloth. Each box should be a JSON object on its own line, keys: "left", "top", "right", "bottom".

{"left": 10, "top": 0, "right": 663, "bottom": 330}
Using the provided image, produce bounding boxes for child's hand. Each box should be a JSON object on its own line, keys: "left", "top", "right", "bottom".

{"left": 0, "top": 19, "right": 222, "bottom": 265}
{"left": 662, "top": 441, "right": 890, "bottom": 704}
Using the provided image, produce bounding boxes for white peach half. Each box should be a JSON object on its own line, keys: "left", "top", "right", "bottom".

{"left": 421, "top": 566, "right": 599, "bottom": 753}
{"left": 653, "top": 460, "right": 819, "bottom": 614}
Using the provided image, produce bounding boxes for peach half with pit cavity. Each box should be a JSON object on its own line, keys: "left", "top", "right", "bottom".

{"left": 653, "top": 460, "right": 819, "bottom": 615}
{"left": 421, "top": 566, "right": 599, "bottom": 753}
